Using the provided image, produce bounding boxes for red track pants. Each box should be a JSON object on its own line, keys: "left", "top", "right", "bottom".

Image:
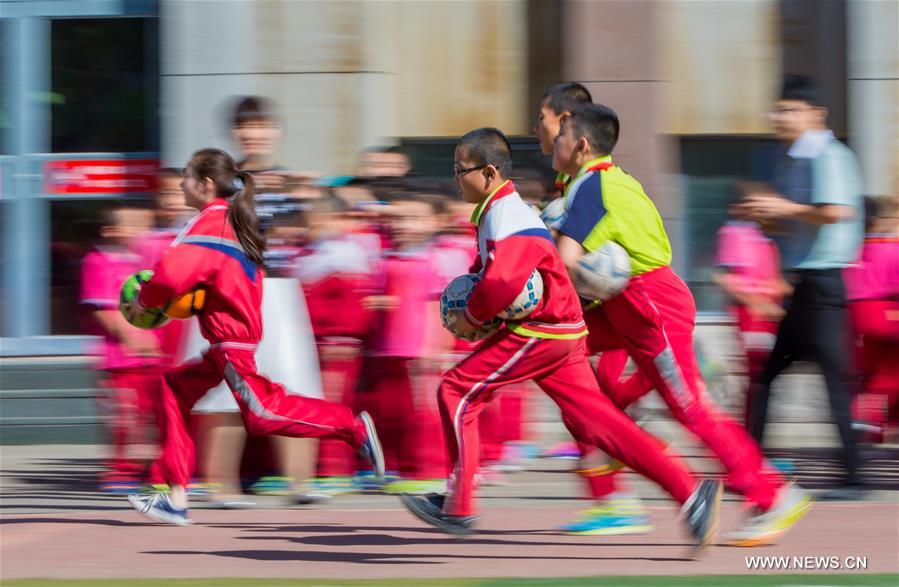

{"left": 438, "top": 329, "right": 696, "bottom": 517}
{"left": 99, "top": 367, "right": 163, "bottom": 482}
{"left": 153, "top": 347, "right": 365, "bottom": 486}
{"left": 585, "top": 267, "right": 783, "bottom": 510}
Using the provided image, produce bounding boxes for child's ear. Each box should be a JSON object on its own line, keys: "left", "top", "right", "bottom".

{"left": 483, "top": 164, "right": 497, "bottom": 183}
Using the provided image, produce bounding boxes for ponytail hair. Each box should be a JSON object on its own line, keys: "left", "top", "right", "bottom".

{"left": 230, "top": 170, "right": 266, "bottom": 266}
{"left": 188, "top": 148, "right": 267, "bottom": 266}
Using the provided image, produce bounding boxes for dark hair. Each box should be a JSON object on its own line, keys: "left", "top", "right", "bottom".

{"left": 541, "top": 82, "right": 593, "bottom": 115}
{"left": 386, "top": 190, "right": 447, "bottom": 216}
{"left": 188, "top": 148, "right": 266, "bottom": 266}
{"left": 567, "top": 103, "right": 620, "bottom": 156}
{"left": 780, "top": 75, "right": 827, "bottom": 108}
{"left": 232, "top": 96, "right": 277, "bottom": 127}
{"left": 159, "top": 167, "right": 182, "bottom": 179}
{"left": 363, "top": 145, "right": 408, "bottom": 156}
{"left": 457, "top": 127, "right": 513, "bottom": 177}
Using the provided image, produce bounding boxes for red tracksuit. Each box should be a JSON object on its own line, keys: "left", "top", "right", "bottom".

{"left": 559, "top": 160, "right": 784, "bottom": 511}
{"left": 81, "top": 246, "right": 165, "bottom": 484}
{"left": 303, "top": 272, "right": 373, "bottom": 477}
{"left": 845, "top": 235, "right": 899, "bottom": 430}
{"left": 141, "top": 198, "right": 366, "bottom": 486}
{"left": 440, "top": 181, "right": 697, "bottom": 517}
{"left": 584, "top": 269, "right": 784, "bottom": 509}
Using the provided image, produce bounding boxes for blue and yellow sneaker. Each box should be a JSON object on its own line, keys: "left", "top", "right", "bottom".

{"left": 724, "top": 482, "right": 812, "bottom": 546}
{"left": 561, "top": 493, "right": 653, "bottom": 536}
{"left": 382, "top": 478, "right": 447, "bottom": 495}
{"left": 306, "top": 476, "right": 356, "bottom": 497}
{"left": 249, "top": 476, "right": 294, "bottom": 496}
{"left": 144, "top": 480, "right": 214, "bottom": 496}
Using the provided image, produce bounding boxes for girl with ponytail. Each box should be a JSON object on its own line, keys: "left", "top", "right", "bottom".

{"left": 126, "top": 148, "right": 384, "bottom": 525}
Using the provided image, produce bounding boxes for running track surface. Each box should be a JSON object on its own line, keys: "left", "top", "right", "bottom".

{"left": 2, "top": 502, "right": 897, "bottom": 580}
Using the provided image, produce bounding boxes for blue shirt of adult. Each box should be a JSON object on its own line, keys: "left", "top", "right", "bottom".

{"left": 771, "top": 130, "right": 864, "bottom": 270}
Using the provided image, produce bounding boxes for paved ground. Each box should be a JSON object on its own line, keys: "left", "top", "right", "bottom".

{"left": 1, "top": 445, "right": 897, "bottom": 582}
{"left": 2, "top": 503, "right": 898, "bottom": 581}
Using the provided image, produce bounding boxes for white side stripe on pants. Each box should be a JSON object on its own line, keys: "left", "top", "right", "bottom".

{"left": 451, "top": 337, "right": 540, "bottom": 488}
{"left": 223, "top": 362, "right": 337, "bottom": 432}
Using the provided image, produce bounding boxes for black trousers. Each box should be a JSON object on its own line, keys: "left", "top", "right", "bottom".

{"left": 749, "top": 268, "right": 858, "bottom": 482}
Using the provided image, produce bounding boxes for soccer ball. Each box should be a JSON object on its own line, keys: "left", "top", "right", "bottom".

{"left": 573, "top": 241, "right": 631, "bottom": 301}
{"left": 499, "top": 269, "right": 543, "bottom": 321}
{"left": 540, "top": 197, "right": 567, "bottom": 231}
{"left": 164, "top": 289, "right": 206, "bottom": 319}
{"left": 439, "top": 273, "right": 500, "bottom": 341}
{"left": 119, "top": 270, "right": 170, "bottom": 329}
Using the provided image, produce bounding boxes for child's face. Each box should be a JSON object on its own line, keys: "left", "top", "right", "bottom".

{"left": 444, "top": 201, "right": 477, "bottom": 235}
{"left": 232, "top": 120, "right": 282, "bottom": 159}
{"left": 157, "top": 175, "right": 191, "bottom": 226}
{"left": 307, "top": 211, "right": 340, "bottom": 242}
{"left": 552, "top": 119, "right": 581, "bottom": 177}
{"left": 180, "top": 166, "right": 213, "bottom": 210}
{"left": 534, "top": 104, "right": 564, "bottom": 156}
{"left": 453, "top": 146, "right": 492, "bottom": 205}
{"left": 390, "top": 200, "right": 435, "bottom": 246}
{"left": 359, "top": 152, "right": 410, "bottom": 178}
{"left": 101, "top": 208, "right": 152, "bottom": 244}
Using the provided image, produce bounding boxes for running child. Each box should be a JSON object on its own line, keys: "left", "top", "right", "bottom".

{"left": 399, "top": 128, "right": 721, "bottom": 552}
{"left": 553, "top": 103, "right": 811, "bottom": 546}
{"left": 125, "top": 148, "right": 384, "bottom": 525}
{"left": 81, "top": 206, "right": 163, "bottom": 492}
{"left": 535, "top": 81, "right": 652, "bottom": 534}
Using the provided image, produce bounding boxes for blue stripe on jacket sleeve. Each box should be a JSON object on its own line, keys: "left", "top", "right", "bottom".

{"left": 509, "top": 227, "right": 556, "bottom": 244}
{"left": 186, "top": 242, "right": 258, "bottom": 281}
{"left": 559, "top": 174, "right": 606, "bottom": 244}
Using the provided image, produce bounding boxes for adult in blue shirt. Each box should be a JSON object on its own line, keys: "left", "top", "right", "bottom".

{"left": 740, "top": 75, "right": 864, "bottom": 500}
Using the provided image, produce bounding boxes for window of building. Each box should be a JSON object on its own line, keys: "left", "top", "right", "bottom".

{"left": 680, "top": 136, "right": 780, "bottom": 313}
{"left": 46, "top": 16, "right": 159, "bottom": 334}
{"left": 50, "top": 17, "right": 158, "bottom": 153}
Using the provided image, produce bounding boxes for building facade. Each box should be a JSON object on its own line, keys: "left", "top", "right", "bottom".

{"left": 1, "top": 0, "right": 896, "bottom": 348}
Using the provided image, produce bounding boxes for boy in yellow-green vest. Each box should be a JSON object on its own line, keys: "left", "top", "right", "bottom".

{"left": 553, "top": 103, "right": 812, "bottom": 547}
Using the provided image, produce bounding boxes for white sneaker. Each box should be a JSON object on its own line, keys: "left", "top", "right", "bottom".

{"left": 128, "top": 492, "right": 192, "bottom": 526}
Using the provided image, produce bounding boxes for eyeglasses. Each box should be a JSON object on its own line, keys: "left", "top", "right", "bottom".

{"left": 453, "top": 164, "right": 487, "bottom": 177}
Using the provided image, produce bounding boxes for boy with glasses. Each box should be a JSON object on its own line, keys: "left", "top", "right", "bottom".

{"left": 400, "top": 127, "right": 722, "bottom": 554}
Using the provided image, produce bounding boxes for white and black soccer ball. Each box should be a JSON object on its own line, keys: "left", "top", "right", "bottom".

{"left": 573, "top": 241, "right": 631, "bottom": 301}
{"left": 499, "top": 269, "right": 544, "bottom": 321}
{"left": 439, "top": 273, "right": 500, "bottom": 341}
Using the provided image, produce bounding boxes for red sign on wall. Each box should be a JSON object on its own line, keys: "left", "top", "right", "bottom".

{"left": 44, "top": 159, "right": 159, "bottom": 194}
